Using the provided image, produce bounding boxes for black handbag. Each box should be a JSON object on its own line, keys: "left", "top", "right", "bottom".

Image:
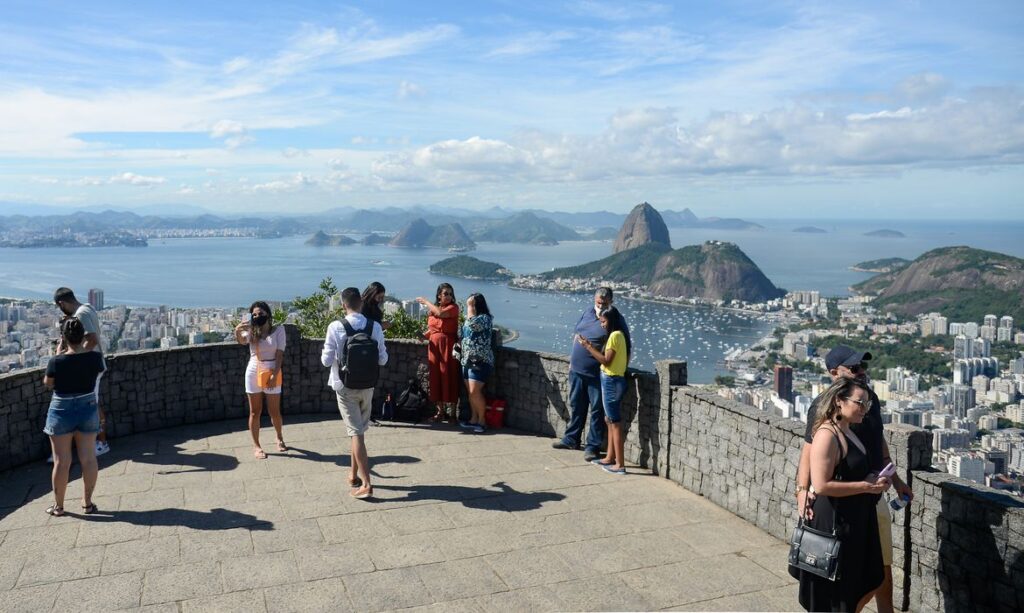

{"left": 788, "top": 510, "right": 842, "bottom": 581}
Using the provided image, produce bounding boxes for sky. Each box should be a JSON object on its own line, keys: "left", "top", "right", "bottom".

{"left": 1, "top": 0, "right": 1023, "bottom": 219}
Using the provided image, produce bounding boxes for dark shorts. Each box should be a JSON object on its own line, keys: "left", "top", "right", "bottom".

{"left": 462, "top": 362, "right": 493, "bottom": 382}
{"left": 600, "top": 373, "right": 626, "bottom": 423}
{"left": 44, "top": 393, "right": 101, "bottom": 436}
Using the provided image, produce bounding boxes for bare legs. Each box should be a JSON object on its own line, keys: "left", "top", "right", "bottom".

{"left": 466, "top": 379, "right": 487, "bottom": 425}
{"left": 248, "top": 392, "right": 285, "bottom": 457}
{"left": 601, "top": 419, "right": 625, "bottom": 470}
{"left": 350, "top": 434, "right": 372, "bottom": 497}
{"left": 48, "top": 431, "right": 98, "bottom": 511}
{"left": 265, "top": 393, "right": 286, "bottom": 451}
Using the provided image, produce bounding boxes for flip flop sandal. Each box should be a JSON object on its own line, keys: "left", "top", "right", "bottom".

{"left": 253, "top": 448, "right": 267, "bottom": 459}
{"left": 276, "top": 441, "right": 288, "bottom": 452}
{"left": 350, "top": 486, "right": 373, "bottom": 499}
{"left": 82, "top": 503, "right": 98, "bottom": 515}
{"left": 45, "top": 504, "right": 64, "bottom": 516}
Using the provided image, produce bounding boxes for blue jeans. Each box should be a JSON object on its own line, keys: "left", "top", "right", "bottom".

{"left": 562, "top": 370, "right": 605, "bottom": 452}
{"left": 600, "top": 373, "right": 626, "bottom": 423}
{"left": 44, "top": 393, "right": 101, "bottom": 436}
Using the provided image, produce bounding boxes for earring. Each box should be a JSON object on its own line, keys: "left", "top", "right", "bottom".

{"left": 836, "top": 414, "right": 843, "bottom": 421}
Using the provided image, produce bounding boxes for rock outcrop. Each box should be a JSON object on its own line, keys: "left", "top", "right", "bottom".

{"left": 305, "top": 231, "right": 355, "bottom": 246}
{"left": 613, "top": 202, "right": 672, "bottom": 254}
{"left": 389, "top": 218, "right": 476, "bottom": 249}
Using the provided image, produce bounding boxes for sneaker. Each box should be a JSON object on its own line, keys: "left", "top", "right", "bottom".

{"left": 583, "top": 450, "right": 599, "bottom": 462}
{"left": 551, "top": 440, "right": 577, "bottom": 450}
{"left": 95, "top": 441, "right": 110, "bottom": 457}
{"left": 472, "top": 425, "right": 486, "bottom": 434}
{"left": 458, "top": 421, "right": 474, "bottom": 429}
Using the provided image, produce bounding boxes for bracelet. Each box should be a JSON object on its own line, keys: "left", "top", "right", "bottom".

{"left": 795, "top": 485, "right": 809, "bottom": 493}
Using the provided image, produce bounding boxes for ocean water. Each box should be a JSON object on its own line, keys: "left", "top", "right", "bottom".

{"left": 1, "top": 219, "right": 1020, "bottom": 380}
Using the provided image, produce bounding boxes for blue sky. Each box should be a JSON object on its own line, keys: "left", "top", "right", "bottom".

{"left": 1, "top": 0, "right": 1022, "bottom": 218}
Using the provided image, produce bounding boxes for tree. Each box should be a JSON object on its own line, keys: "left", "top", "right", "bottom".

{"left": 714, "top": 375, "right": 736, "bottom": 387}
{"left": 385, "top": 308, "right": 427, "bottom": 340}
{"left": 292, "top": 277, "right": 345, "bottom": 338}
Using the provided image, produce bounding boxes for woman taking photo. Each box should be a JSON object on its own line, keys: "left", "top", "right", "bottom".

{"left": 42, "top": 317, "right": 106, "bottom": 516}
{"left": 798, "top": 377, "right": 887, "bottom": 612}
{"left": 417, "top": 283, "right": 459, "bottom": 422}
{"left": 576, "top": 306, "right": 630, "bottom": 475}
{"left": 360, "top": 281, "right": 391, "bottom": 331}
{"left": 458, "top": 293, "right": 494, "bottom": 433}
{"left": 234, "top": 301, "right": 287, "bottom": 459}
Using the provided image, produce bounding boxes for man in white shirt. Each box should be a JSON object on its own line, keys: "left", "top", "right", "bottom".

{"left": 54, "top": 287, "right": 110, "bottom": 456}
{"left": 321, "top": 287, "right": 388, "bottom": 499}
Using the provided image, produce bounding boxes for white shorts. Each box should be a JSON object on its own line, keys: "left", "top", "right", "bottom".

{"left": 245, "top": 358, "right": 281, "bottom": 395}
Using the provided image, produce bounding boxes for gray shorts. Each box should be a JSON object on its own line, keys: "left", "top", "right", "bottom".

{"left": 336, "top": 387, "right": 375, "bottom": 436}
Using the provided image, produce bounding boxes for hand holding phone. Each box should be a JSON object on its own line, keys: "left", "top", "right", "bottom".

{"left": 878, "top": 462, "right": 896, "bottom": 479}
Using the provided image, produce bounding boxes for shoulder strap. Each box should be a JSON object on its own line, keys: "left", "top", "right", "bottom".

{"left": 341, "top": 319, "right": 355, "bottom": 336}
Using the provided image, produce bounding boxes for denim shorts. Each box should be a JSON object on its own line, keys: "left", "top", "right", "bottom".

{"left": 600, "top": 373, "right": 626, "bottom": 423}
{"left": 462, "top": 362, "right": 493, "bottom": 382}
{"left": 44, "top": 393, "right": 101, "bottom": 436}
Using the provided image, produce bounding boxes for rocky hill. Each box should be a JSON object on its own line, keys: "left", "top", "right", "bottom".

{"left": 470, "top": 211, "right": 581, "bottom": 245}
{"left": 613, "top": 202, "right": 672, "bottom": 253}
{"left": 541, "top": 241, "right": 783, "bottom": 302}
{"left": 305, "top": 231, "right": 356, "bottom": 246}
{"left": 361, "top": 233, "right": 390, "bottom": 246}
{"left": 865, "top": 229, "right": 906, "bottom": 238}
{"left": 429, "top": 256, "right": 513, "bottom": 280}
{"left": 389, "top": 218, "right": 476, "bottom": 250}
{"left": 853, "top": 246, "right": 1024, "bottom": 322}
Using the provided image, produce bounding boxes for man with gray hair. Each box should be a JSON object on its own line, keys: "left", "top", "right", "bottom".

{"left": 552, "top": 287, "right": 630, "bottom": 462}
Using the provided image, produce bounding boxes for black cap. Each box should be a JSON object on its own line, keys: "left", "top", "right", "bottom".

{"left": 825, "top": 345, "right": 872, "bottom": 371}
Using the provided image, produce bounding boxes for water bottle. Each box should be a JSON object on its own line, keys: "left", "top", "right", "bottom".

{"left": 382, "top": 394, "right": 394, "bottom": 421}
{"left": 889, "top": 494, "right": 910, "bottom": 512}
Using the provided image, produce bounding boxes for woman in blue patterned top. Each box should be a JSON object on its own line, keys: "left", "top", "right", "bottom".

{"left": 458, "top": 293, "right": 494, "bottom": 433}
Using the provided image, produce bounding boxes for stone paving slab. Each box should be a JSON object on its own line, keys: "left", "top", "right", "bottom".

{"left": 0, "top": 414, "right": 802, "bottom": 611}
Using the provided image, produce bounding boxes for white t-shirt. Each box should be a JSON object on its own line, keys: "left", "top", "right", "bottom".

{"left": 242, "top": 325, "right": 287, "bottom": 361}
{"left": 74, "top": 304, "right": 103, "bottom": 354}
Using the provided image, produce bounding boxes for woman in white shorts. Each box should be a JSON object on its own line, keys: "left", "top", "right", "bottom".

{"left": 234, "top": 301, "right": 287, "bottom": 459}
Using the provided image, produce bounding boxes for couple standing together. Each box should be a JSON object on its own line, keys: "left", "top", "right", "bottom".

{"left": 552, "top": 287, "right": 632, "bottom": 474}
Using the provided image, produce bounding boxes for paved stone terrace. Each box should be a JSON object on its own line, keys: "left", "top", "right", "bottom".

{"left": 0, "top": 415, "right": 801, "bottom": 612}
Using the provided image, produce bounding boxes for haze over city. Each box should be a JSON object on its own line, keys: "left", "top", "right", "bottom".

{"left": 2, "top": 0, "right": 1023, "bottom": 219}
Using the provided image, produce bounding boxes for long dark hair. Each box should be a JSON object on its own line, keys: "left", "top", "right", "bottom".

{"left": 434, "top": 283, "right": 455, "bottom": 306}
{"left": 249, "top": 300, "right": 274, "bottom": 341}
{"left": 361, "top": 282, "right": 385, "bottom": 323}
{"left": 467, "top": 293, "right": 490, "bottom": 317}
{"left": 61, "top": 317, "right": 86, "bottom": 346}
{"left": 599, "top": 306, "right": 631, "bottom": 356}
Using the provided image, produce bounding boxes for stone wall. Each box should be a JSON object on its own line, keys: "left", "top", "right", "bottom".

{"left": 1, "top": 332, "right": 1021, "bottom": 611}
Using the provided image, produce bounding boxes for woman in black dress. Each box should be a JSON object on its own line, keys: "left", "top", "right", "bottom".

{"left": 360, "top": 282, "right": 391, "bottom": 331}
{"left": 798, "top": 377, "right": 888, "bottom": 612}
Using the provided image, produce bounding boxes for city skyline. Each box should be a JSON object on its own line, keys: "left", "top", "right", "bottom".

{"left": 2, "top": 1, "right": 1023, "bottom": 218}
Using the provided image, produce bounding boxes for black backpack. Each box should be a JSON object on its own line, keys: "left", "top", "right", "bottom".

{"left": 394, "top": 379, "right": 430, "bottom": 423}
{"left": 341, "top": 318, "right": 380, "bottom": 390}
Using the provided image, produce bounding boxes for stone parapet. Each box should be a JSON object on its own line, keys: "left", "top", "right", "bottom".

{"left": 1, "top": 333, "right": 1021, "bottom": 611}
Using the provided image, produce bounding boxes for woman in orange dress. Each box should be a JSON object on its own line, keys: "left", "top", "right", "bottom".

{"left": 417, "top": 283, "right": 460, "bottom": 422}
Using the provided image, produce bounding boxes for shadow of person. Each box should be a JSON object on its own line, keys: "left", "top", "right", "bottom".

{"left": 374, "top": 480, "right": 565, "bottom": 511}
{"left": 285, "top": 447, "right": 420, "bottom": 480}
{"left": 73, "top": 506, "right": 274, "bottom": 531}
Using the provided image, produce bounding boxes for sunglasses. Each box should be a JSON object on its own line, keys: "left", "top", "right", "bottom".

{"left": 843, "top": 363, "right": 866, "bottom": 374}
{"left": 439, "top": 291, "right": 453, "bottom": 296}
{"left": 843, "top": 396, "right": 871, "bottom": 409}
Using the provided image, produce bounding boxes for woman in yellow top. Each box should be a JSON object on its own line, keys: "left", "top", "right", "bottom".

{"left": 575, "top": 306, "right": 630, "bottom": 475}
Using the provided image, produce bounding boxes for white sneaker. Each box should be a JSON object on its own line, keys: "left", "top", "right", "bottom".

{"left": 95, "top": 441, "right": 110, "bottom": 456}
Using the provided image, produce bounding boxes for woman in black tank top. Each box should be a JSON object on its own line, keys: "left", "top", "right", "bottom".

{"left": 798, "top": 378, "right": 887, "bottom": 612}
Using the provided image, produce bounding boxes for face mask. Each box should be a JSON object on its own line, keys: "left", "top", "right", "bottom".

{"left": 253, "top": 314, "right": 269, "bottom": 326}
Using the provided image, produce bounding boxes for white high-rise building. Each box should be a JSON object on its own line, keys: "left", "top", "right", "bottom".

{"left": 934, "top": 316, "right": 949, "bottom": 335}
{"left": 980, "top": 325, "right": 997, "bottom": 341}
{"left": 999, "top": 316, "right": 1013, "bottom": 331}
{"left": 953, "top": 335, "right": 974, "bottom": 360}
{"left": 963, "top": 322, "right": 980, "bottom": 339}
{"left": 948, "top": 454, "right": 985, "bottom": 484}
{"left": 984, "top": 315, "right": 999, "bottom": 328}
{"left": 998, "top": 327, "right": 1013, "bottom": 342}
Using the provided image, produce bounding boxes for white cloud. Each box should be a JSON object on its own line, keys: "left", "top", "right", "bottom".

{"left": 397, "top": 80, "right": 425, "bottom": 99}
{"left": 209, "top": 120, "right": 253, "bottom": 149}
{"left": 177, "top": 186, "right": 196, "bottom": 195}
{"left": 109, "top": 172, "right": 167, "bottom": 186}
{"left": 895, "top": 72, "right": 951, "bottom": 102}
{"left": 282, "top": 147, "right": 309, "bottom": 158}
{"left": 487, "top": 31, "right": 576, "bottom": 57}
{"left": 251, "top": 172, "right": 316, "bottom": 192}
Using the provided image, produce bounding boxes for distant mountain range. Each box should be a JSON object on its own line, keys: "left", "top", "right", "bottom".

{"left": 0, "top": 204, "right": 764, "bottom": 238}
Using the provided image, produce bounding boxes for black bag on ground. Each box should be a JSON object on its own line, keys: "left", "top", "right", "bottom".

{"left": 341, "top": 319, "right": 379, "bottom": 390}
{"left": 393, "top": 379, "right": 430, "bottom": 423}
